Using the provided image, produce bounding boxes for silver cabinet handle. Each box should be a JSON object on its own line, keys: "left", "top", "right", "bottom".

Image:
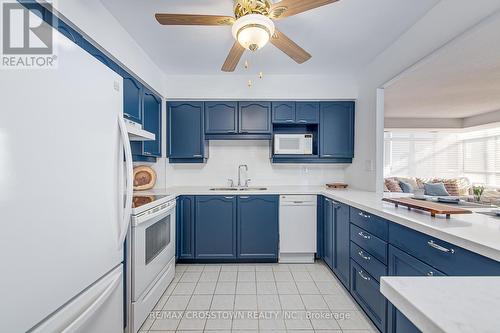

{"left": 240, "top": 196, "right": 250, "bottom": 199}
{"left": 143, "top": 152, "right": 151, "bottom": 155}
{"left": 193, "top": 154, "right": 202, "bottom": 157}
{"left": 123, "top": 112, "right": 131, "bottom": 117}
{"left": 358, "top": 211, "right": 371, "bottom": 219}
{"left": 358, "top": 251, "right": 371, "bottom": 261}
{"left": 358, "top": 231, "right": 371, "bottom": 239}
{"left": 427, "top": 271, "right": 434, "bottom": 276}
{"left": 285, "top": 120, "right": 294, "bottom": 123}
{"left": 224, "top": 196, "right": 234, "bottom": 199}
{"left": 298, "top": 120, "right": 307, "bottom": 123}
{"left": 427, "top": 240, "right": 455, "bottom": 254}
{"left": 323, "top": 154, "right": 334, "bottom": 157}
{"left": 358, "top": 270, "right": 371, "bottom": 281}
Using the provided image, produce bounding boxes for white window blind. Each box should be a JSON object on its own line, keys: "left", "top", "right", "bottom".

{"left": 384, "top": 127, "right": 500, "bottom": 186}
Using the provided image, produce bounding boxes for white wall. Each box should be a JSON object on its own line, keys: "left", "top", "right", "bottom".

{"left": 49, "top": 0, "right": 166, "bottom": 94}
{"left": 345, "top": 0, "right": 500, "bottom": 192}
{"left": 164, "top": 74, "right": 358, "bottom": 100}
{"left": 165, "top": 141, "right": 346, "bottom": 187}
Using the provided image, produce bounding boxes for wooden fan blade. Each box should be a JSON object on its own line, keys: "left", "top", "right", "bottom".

{"left": 221, "top": 41, "right": 245, "bottom": 72}
{"left": 270, "top": 29, "right": 311, "bottom": 64}
{"left": 270, "top": 0, "right": 339, "bottom": 19}
{"left": 155, "top": 14, "right": 235, "bottom": 26}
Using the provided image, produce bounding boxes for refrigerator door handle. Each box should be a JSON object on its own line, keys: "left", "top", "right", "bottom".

{"left": 118, "top": 116, "right": 133, "bottom": 249}
{"left": 61, "top": 268, "right": 122, "bottom": 333}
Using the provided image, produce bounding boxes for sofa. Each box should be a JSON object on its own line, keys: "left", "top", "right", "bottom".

{"left": 384, "top": 176, "right": 500, "bottom": 206}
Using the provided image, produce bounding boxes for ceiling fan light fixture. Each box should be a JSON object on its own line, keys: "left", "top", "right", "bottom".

{"left": 232, "top": 14, "right": 275, "bottom": 51}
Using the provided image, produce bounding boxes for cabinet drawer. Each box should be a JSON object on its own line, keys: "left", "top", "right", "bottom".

{"left": 350, "top": 260, "right": 386, "bottom": 333}
{"left": 350, "top": 242, "right": 387, "bottom": 282}
{"left": 389, "top": 223, "right": 500, "bottom": 276}
{"left": 388, "top": 245, "right": 445, "bottom": 277}
{"left": 351, "top": 224, "right": 388, "bottom": 264}
{"left": 350, "top": 207, "right": 388, "bottom": 240}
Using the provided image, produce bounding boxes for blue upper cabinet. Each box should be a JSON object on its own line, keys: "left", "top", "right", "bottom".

{"left": 320, "top": 101, "right": 355, "bottom": 159}
{"left": 237, "top": 196, "right": 279, "bottom": 260}
{"left": 296, "top": 102, "right": 320, "bottom": 124}
{"left": 123, "top": 75, "right": 143, "bottom": 124}
{"left": 272, "top": 102, "right": 296, "bottom": 123}
{"left": 142, "top": 89, "right": 162, "bottom": 157}
{"left": 167, "top": 102, "right": 206, "bottom": 163}
{"left": 239, "top": 101, "right": 272, "bottom": 134}
{"left": 195, "top": 196, "right": 237, "bottom": 259}
{"left": 272, "top": 102, "right": 319, "bottom": 124}
{"left": 205, "top": 101, "right": 238, "bottom": 134}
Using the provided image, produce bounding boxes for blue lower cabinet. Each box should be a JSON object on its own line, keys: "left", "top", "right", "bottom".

{"left": 195, "top": 196, "right": 237, "bottom": 259}
{"left": 237, "top": 196, "right": 279, "bottom": 260}
{"left": 333, "top": 202, "right": 350, "bottom": 288}
{"left": 323, "top": 197, "right": 334, "bottom": 270}
{"left": 350, "top": 260, "right": 387, "bottom": 333}
{"left": 387, "top": 245, "right": 446, "bottom": 333}
{"left": 389, "top": 223, "right": 500, "bottom": 276}
{"left": 316, "top": 196, "right": 324, "bottom": 258}
{"left": 176, "top": 196, "right": 195, "bottom": 260}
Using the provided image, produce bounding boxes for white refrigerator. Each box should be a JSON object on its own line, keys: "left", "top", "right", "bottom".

{"left": 0, "top": 28, "right": 133, "bottom": 332}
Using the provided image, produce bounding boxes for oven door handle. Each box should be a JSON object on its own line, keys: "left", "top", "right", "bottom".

{"left": 118, "top": 116, "right": 133, "bottom": 249}
{"left": 134, "top": 206, "right": 175, "bottom": 228}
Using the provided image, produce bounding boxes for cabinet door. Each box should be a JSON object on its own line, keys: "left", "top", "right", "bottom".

{"left": 323, "top": 198, "right": 334, "bottom": 270}
{"left": 239, "top": 101, "right": 272, "bottom": 134}
{"left": 123, "top": 75, "right": 142, "bottom": 123}
{"left": 195, "top": 196, "right": 237, "bottom": 259}
{"left": 387, "top": 245, "right": 445, "bottom": 333}
{"left": 350, "top": 260, "right": 386, "bottom": 333}
{"left": 320, "top": 102, "right": 355, "bottom": 158}
{"left": 237, "top": 196, "right": 279, "bottom": 259}
{"left": 176, "top": 196, "right": 195, "bottom": 260}
{"left": 296, "top": 102, "right": 319, "bottom": 124}
{"left": 205, "top": 102, "right": 238, "bottom": 134}
{"left": 142, "top": 90, "right": 162, "bottom": 157}
{"left": 167, "top": 102, "right": 204, "bottom": 159}
{"left": 272, "top": 102, "right": 295, "bottom": 123}
{"left": 333, "top": 202, "right": 350, "bottom": 287}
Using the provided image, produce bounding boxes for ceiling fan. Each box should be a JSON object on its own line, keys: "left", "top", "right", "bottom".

{"left": 155, "top": 0, "right": 339, "bottom": 72}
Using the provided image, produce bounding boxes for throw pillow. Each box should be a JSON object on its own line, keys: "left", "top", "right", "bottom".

{"left": 399, "top": 181, "right": 414, "bottom": 193}
{"left": 424, "top": 182, "right": 450, "bottom": 196}
{"left": 396, "top": 177, "right": 419, "bottom": 190}
{"left": 385, "top": 179, "right": 403, "bottom": 192}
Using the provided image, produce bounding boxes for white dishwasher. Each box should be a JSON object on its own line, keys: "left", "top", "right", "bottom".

{"left": 279, "top": 195, "right": 317, "bottom": 263}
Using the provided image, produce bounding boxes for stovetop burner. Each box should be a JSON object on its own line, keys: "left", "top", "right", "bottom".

{"left": 132, "top": 194, "right": 168, "bottom": 208}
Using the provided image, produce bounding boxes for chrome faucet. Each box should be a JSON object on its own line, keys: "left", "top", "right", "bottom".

{"left": 238, "top": 164, "right": 250, "bottom": 187}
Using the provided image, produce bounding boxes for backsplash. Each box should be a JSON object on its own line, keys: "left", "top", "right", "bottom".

{"left": 164, "top": 140, "right": 346, "bottom": 187}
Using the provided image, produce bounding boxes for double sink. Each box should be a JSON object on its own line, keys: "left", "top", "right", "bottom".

{"left": 209, "top": 187, "right": 268, "bottom": 191}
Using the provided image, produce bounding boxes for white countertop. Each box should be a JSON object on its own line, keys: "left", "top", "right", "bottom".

{"left": 136, "top": 186, "right": 500, "bottom": 262}
{"left": 380, "top": 276, "right": 500, "bottom": 333}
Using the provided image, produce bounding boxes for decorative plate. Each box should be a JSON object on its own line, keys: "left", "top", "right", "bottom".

{"left": 133, "top": 166, "right": 156, "bottom": 191}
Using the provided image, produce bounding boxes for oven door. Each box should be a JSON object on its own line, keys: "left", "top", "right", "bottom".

{"left": 132, "top": 205, "right": 175, "bottom": 300}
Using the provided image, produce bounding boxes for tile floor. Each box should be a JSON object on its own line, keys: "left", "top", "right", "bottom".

{"left": 139, "top": 261, "right": 378, "bottom": 333}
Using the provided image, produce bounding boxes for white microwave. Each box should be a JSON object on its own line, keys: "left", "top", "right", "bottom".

{"left": 274, "top": 134, "right": 313, "bottom": 155}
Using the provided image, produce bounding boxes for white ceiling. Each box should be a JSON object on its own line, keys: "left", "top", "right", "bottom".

{"left": 385, "top": 11, "right": 500, "bottom": 119}
{"left": 100, "top": 0, "right": 439, "bottom": 75}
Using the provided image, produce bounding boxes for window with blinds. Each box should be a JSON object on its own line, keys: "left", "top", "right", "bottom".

{"left": 384, "top": 127, "right": 500, "bottom": 186}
